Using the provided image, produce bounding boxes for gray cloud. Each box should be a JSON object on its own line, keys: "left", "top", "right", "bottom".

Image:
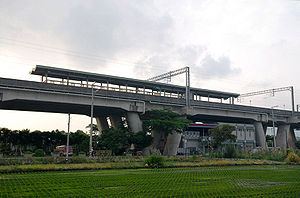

{"left": 134, "top": 45, "right": 206, "bottom": 79}
{"left": 177, "top": 45, "right": 206, "bottom": 65}
{"left": 58, "top": 1, "right": 174, "bottom": 68}
{"left": 134, "top": 55, "right": 172, "bottom": 79}
{"left": 0, "top": 0, "right": 174, "bottom": 70}
{"left": 134, "top": 45, "right": 240, "bottom": 82}
{"left": 194, "top": 55, "right": 241, "bottom": 79}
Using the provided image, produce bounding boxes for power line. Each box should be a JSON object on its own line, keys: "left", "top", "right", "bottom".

{"left": 0, "top": 36, "right": 168, "bottom": 73}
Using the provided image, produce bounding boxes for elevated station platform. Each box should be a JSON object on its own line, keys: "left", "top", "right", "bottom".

{"left": 31, "top": 65, "right": 240, "bottom": 101}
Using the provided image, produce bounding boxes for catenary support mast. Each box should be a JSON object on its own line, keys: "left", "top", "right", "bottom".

{"left": 147, "top": 66, "right": 191, "bottom": 107}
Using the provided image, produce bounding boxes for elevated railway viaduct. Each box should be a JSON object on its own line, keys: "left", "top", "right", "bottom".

{"left": 0, "top": 65, "right": 299, "bottom": 155}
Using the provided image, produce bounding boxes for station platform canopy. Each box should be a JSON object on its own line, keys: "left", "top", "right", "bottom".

{"left": 31, "top": 65, "right": 240, "bottom": 100}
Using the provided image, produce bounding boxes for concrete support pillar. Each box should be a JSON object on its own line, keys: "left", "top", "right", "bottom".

{"left": 287, "top": 128, "right": 297, "bottom": 149}
{"left": 143, "top": 130, "right": 162, "bottom": 156}
{"left": 276, "top": 124, "right": 289, "bottom": 149}
{"left": 126, "top": 112, "right": 143, "bottom": 133}
{"left": 163, "top": 132, "right": 182, "bottom": 156}
{"left": 152, "top": 131, "right": 163, "bottom": 150}
{"left": 109, "top": 115, "right": 122, "bottom": 129}
{"left": 254, "top": 121, "right": 266, "bottom": 148}
{"left": 95, "top": 117, "right": 109, "bottom": 133}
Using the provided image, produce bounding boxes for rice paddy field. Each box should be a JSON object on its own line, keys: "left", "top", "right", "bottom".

{"left": 1, "top": 165, "right": 299, "bottom": 197}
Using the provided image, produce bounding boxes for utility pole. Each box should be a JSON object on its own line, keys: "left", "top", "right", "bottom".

{"left": 243, "top": 124, "right": 246, "bottom": 150}
{"left": 291, "top": 86, "right": 295, "bottom": 115}
{"left": 271, "top": 105, "right": 279, "bottom": 148}
{"left": 66, "top": 113, "right": 70, "bottom": 159}
{"left": 89, "top": 84, "right": 95, "bottom": 158}
{"left": 186, "top": 67, "right": 190, "bottom": 107}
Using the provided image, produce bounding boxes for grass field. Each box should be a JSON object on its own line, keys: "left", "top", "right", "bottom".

{"left": 1, "top": 165, "right": 299, "bottom": 197}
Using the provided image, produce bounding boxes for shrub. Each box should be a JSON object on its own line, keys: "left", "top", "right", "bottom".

{"left": 23, "top": 151, "right": 32, "bottom": 154}
{"left": 144, "top": 155, "right": 164, "bottom": 168}
{"left": 223, "top": 144, "right": 236, "bottom": 158}
{"left": 286, "top": 152, "right": 300, "bottom": 164}
{"left": 33, "top": 149, "right": 45, "bottom": 157}
{"left": 210, "top": 152, "right": 223, "bottom": 158}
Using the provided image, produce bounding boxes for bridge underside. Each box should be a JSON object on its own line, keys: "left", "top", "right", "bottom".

{"left": 189, "top": 114, "right": 256, "bottom": 125}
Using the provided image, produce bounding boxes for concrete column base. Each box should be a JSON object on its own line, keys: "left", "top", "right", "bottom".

{"left": 287, "top": 128, "right": 297, "bottom": 149}
{"left": 126, "top": 112, "right": 143, "bottom": 133}
{"left": 96, "top": 117, "right": 109, "bottom": 134}
{"left": 163, "top": 132, "right": 182, "bottom": 156}
{"left": 109, "top": 115, "right": 123, "bottom": 129}
{"left": 276, "top": 124, "right": 289, "bottom": 149}
{"left": 254, "top": 121, "right": 266, "bottom": 149}
{"left": 151, "top": 130, "right": 162, "bottom": 150}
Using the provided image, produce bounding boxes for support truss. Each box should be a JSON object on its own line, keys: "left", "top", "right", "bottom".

{"left": 147, "top": 67, "right": 190, "bottom": 107}
{"left": 238, "top": 86, "right": 295, "bottom": 114}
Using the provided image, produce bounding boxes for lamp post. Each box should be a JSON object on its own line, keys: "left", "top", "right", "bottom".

{"left": 271, "top": 105, "right": 279, "bottom": 148}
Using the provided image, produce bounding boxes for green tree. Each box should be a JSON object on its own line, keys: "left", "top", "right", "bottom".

{"left": 143, "top": 109, "right": 190, "bottom": 134}
{"left": 209, "top": 124, "right": 236, "bottom": 149}
{"left": 69, "top": 130, "right": 89, "bottom": 153}
{"left": 97, "top": 128, "right": 130, "bottom": 155}
{"left": 142, "top": 109, "right": 190, "bottom": 153}
{"left": 85, "top": 124, "right": 99, "bottom": 133}
{"left": 266, "top": 135, "right": 274, "bottom": 147}
{"left": 0, "top": 128, "right": 11, "bottom": 153}
{"left": 19, "top": 129, "right": 31, "bottom": 153}
{"left": 131, "top": 131, "right": 153, "bottom": 151}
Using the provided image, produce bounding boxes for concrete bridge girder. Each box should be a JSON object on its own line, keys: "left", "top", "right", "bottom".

{"left": 1, "top": 89, "right": 145, "bottom": 115}
{"left": 182, "top": 106, "right": 269, "bottom": 123}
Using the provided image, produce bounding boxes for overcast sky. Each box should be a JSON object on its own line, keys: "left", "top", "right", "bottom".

{"left": 0, "top": 0, "right": 300, "bottom": 132}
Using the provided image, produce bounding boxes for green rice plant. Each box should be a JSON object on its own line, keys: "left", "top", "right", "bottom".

{"left": 30, "top": 165, "right": 294, "bottom": 196}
